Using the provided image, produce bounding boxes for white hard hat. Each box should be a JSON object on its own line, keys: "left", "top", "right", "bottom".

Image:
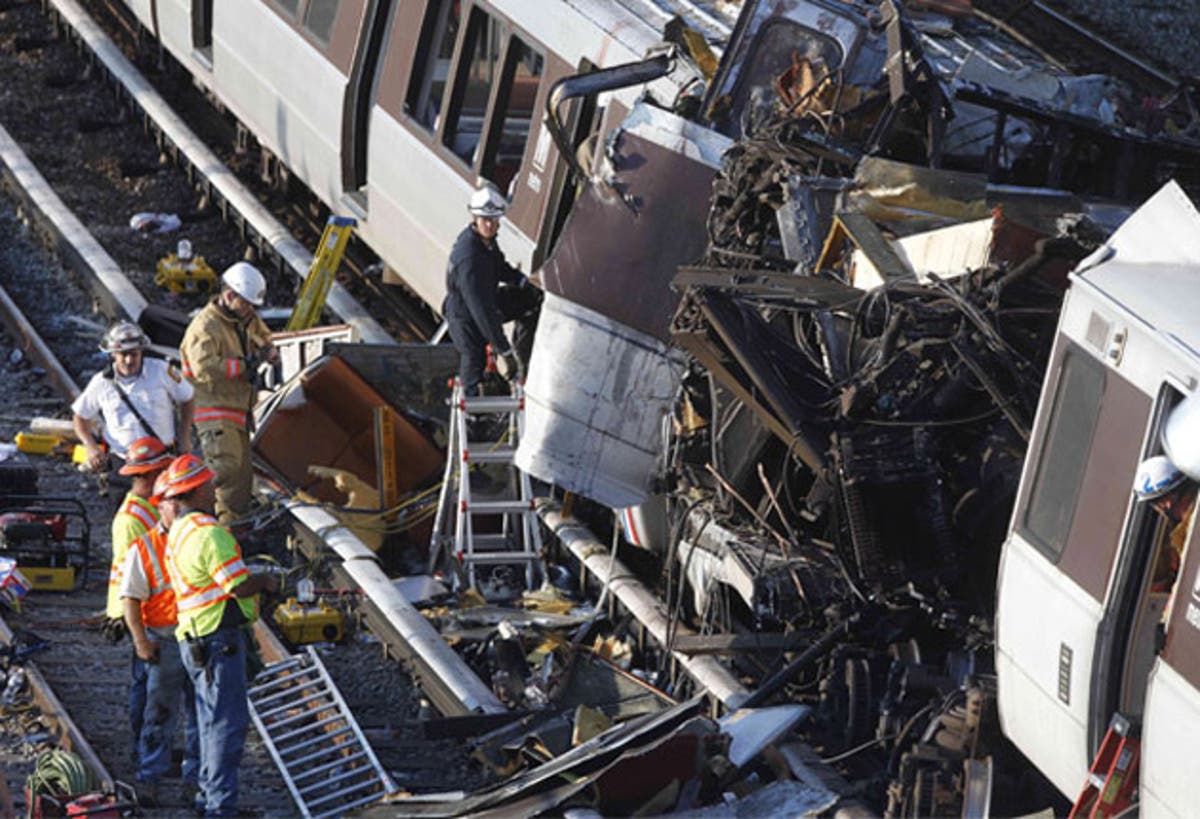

{"left": 468, "top": 185, "right": 507, "bottom": 218}
{"left": 1163, "top": 393, "right": 1200, "bottom": 482}
{"left": 177, "top": 239, "right": 193, "bottom": 260}
{"left": 221, "top": 262, "right": 266, "bottom": 306}
{"left": 1133, "top": 454, "right": 1187, "bottom": 501}
{"left": 100, "top": 321, "right": 149, "bottom": 353}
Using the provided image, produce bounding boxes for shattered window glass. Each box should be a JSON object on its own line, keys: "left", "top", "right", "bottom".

{"left": 1021, "top": 345, "right": 1105, "bottom": 559}
{"left": 443, "top": 7, "right": 504, "bottom": 167}
{"left": 405, "top": 0, "right": 462, "bottom": 132}
{"left": 719, "top": 20, "right": 842, "bottom": 138}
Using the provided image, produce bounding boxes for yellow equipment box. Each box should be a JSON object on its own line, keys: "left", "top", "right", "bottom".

{"left": 15, "top": 432, "right": 62, "bottom": 455}
{"left": 155, "top": 253, "right": 217, "bottom": 295}
{"left": 273, "top": 598, "right": 344, "bottom": 644}
{"left": 22, "top": 566, "right": 75, "bottom": 591}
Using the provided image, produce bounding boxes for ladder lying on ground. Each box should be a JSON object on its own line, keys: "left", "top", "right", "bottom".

{"left": 285, "top": 215, "right": 356, "bottom": 332}
{"left": 1068, "top": 713, "right": 1140, "bottom": 819}
{"left": 247, "top": 646, "right": 396, "bottom": 818}
{"left": 429, "top": 379, "right": 544, "bottom": 591}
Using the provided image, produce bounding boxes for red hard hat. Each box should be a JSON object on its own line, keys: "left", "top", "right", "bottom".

{"left": 119, "top": 437, "right": 172, "bottom": 475}
{"left": 161, "top": 454, "right": 214, "bottom": 499}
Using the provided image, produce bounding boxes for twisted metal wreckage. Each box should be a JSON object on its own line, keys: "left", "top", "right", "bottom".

{"left": 245, "top": 1, "right": 1200, "bottom": 816}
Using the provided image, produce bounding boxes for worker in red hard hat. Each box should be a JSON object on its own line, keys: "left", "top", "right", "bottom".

{"left": 103, "top": 436, "right": 172, "bottom": 773}
{"left": 160, "top": 454, "right": 278, "bottom": 816}
{"left": 119, "top": 468, "right": 199, "bottom": 806}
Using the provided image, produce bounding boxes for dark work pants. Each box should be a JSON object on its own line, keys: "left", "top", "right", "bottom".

{"left": 446, "top": 286, "right": 541, "bottom": 392}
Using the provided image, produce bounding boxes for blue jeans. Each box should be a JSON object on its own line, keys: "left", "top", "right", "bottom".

{"left": 129, "top": 652, "right": 148, "bottom": 765}
{"left": 137, "top": 626, "right": 200, "bottom": 784}
{"left": 180, "top": 626, "right": 249, "bottom": 817}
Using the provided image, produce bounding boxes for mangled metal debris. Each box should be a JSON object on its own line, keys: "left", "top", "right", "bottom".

{"left": 245, "top": 1, "right": 1200, "bottom": 815}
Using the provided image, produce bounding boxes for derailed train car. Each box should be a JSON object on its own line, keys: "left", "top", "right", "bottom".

{"left": 116, "top": 0, "right": 1200, "bottom": 814}
{"left": 512, "top": 0, "right": 1200, "bottom": 814}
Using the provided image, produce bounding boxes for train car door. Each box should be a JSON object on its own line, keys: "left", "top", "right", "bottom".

{"left": 342, "top": 0, "right": 395, "bottom": 204}
{"left": 994, "top": 322, "right": 1151, "bottom": 796}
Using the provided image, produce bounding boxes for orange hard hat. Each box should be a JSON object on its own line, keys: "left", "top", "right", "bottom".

{"left": 150, "top": 470, "right": 173, "bottom": 505}
{"left": 119, "top": 437, "right": 172, "bottom": 475}
{"left": 161, "top": 454, "right": 214, "bottom": 499}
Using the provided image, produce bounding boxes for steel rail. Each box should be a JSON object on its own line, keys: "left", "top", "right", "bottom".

{"left": 1, "top": 575, "right": 112, "bottom": 795}
{"left": 43, "top": 0, "right": 394, "bottom": 344}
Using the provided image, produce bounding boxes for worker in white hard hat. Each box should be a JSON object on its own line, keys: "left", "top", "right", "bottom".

{"left": 1133, "top": 453, "right": 1197, "bottom": 592}
{"left": 443, "top": 184, "right": 541, "bottom": 394}
{"left": 72, "top": 321, "right": 195, "bottom": 480}
{"left": 178, "top": 262, "right": 277, "bottom": 524}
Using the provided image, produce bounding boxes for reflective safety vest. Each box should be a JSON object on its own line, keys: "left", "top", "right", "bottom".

{"left": 108, "top": 493, "right": 160, "bottom": 618}
{"left": 127, "top": 525, "right": 177, "bottom": 629}
{"left": 165, "top": 510, "right": 256, "bottom": 640}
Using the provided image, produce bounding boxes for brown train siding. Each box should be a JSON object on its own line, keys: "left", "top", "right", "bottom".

{"left": 1163, "top": 522, "right": 1200, "bottom": 688}
{"left": 1056, "top": 366, "right": 1150, "bottom": 602}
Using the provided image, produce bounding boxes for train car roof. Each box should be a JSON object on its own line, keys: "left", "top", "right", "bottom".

{"left": 1074, "top": 181, "right": 1200, "bottom": 358}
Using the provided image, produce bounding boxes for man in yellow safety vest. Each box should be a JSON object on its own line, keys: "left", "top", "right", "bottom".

{"left": 120, "top": 470, "right": 199, "bottom": 805}
{"left": 160, "top": 454, "right": 277, "bottom": 817}
{"left": 104, "top": 436, "right": 172, "bottom": 770}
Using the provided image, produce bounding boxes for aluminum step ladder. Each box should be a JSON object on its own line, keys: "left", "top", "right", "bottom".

{"left": 285, "top": 215, "right": 356, "bottom": 332}
{"left": 428, "top": 379, "right": 544, "bottom": 591}
{"left": 247, "top": 646, "right": 396, "bottom": 818}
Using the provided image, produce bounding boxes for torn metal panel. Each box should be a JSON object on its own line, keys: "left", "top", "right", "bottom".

{"left": 519, "top": 292, "right": 688, "bottom": 509}
{"left": 719, "top": 705, "right": 811, "bottom": 768}
{"left": 537, "top": 102, "right": 731, "bottom": 343}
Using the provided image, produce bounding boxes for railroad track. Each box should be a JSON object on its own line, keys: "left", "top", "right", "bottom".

{"left": 976, "top": 0, "right": 1182, "bottom": 98}
{"left": 0, "top": 2, "right": 479, "bottom": 810}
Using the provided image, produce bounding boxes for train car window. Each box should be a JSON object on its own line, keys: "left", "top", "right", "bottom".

{"left": 443, "top": 7, "right": 503, "bottom": 166}
{"left": 713, "top": 19, "right": 842, "bottom": 138}
{"left": 272, "top": 0, "right": 301, "bottom": 19}
{"left": 1021, "top": 344, "right": 1106, "bottom": 560}
{"left": 480, "top": 37, "right": 543, "bottom": 195}
{"left": 406, "top": 0, "right": 461, "bottom": 132}
{"left": 303, "top": 0, "right": 340, "bottom": 43}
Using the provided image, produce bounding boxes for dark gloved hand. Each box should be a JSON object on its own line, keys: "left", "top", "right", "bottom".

{"left": 498, "top": 351, "right": 523, "bottom": 383}
{"left": 101, "top": 617, "right": 128, "bottom": 644}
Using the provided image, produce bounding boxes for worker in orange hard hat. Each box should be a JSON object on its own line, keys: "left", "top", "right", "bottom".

{"left": 160, "top": 454, "right": 278, "bottom": 816}
{"left": 104, "top": 436, "right": 172, "bottom": 774}
{"left": 119, "top": 469, "right": 199, "bottom": 805}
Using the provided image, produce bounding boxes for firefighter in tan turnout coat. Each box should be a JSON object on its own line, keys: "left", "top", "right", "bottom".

{"left": 180, "top": 262, "right": 276, "bottom": 524}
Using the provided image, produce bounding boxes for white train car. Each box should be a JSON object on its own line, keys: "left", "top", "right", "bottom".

{"left": 117, "top": 0, "right": 723, "bottom": 311}
{"left": 995, "top": 181, "right": 1200, "bottom": 817}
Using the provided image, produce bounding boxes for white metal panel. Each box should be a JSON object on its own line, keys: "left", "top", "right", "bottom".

{"left": 121, "top": 0, "right": 154, "bottom": 32}
{"left": 212, "top": 5, "right": 347, "bottom": 208}
{"left": 130, "top": 0, "right": 219, "bottom": 88}
{"left": 995, "top": 533, "right": 1100, "bottom": 796}
{"left": 360, "top": 112, "right": 536, "bottom": 311}
{"left": 1141, "top": 660, "right": 1200, "bottom": 819}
